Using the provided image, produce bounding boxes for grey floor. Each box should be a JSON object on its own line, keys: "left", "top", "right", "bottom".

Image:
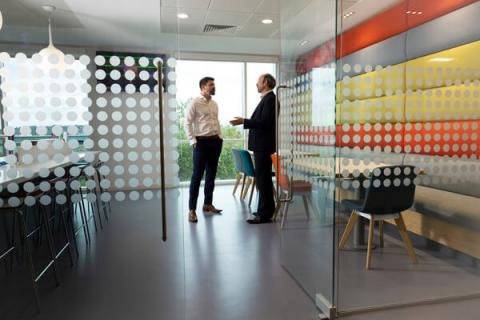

{"left": 3, "top": 185, "right": 480, "bottom": 320}
{"left": 282, "top": 194, "right": 480, "bottom": 319}
{"left": 0, "top": 186, "right": 316, "bottom": 320}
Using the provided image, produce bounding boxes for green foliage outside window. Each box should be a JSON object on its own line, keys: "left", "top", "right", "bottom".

{"left": 176, "top": 99, "right": 244, "bottom": 182}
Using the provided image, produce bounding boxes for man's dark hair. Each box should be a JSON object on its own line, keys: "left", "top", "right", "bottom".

{"left": 199, "top": 77, "right": 214, "bottom": 89}
{"left": 263, "top": 73, "right": 276, "bottom": 89}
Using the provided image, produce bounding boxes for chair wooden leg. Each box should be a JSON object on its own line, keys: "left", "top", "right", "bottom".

{"left": 272, "top": 185, "right": 278, "bottom": 202}
{"left": 272, "top": 200, "right": 281, "bottom": 222}
{"left": 394, "top": 214, "right": 418, "bottom": 264}
{"left": 248, "top": 180, "right": 256, "bottom": 207}
{"left": 306, "top": 196, "right": 316, "bottom": 213}
{"left": 302, "top": 195, "right": 310, "bottom": 220}
{"left": 242, "top": 178, "right": 251, "bottom": 200}
{"left": 379, "top": 220, "right": 384, "bottom": 248}
{"left": 338, "top": 210, "right": 359, "bottom": 249}
{"left": 239, "top": 175, "right": 246, "bottom": 198}
{"left": 280, "top": 198, "right": 290, "bottom": 230}
{"left": 272, "top": 190, "right": 283, "bottom": 222}
{"left": 232, "top": 173, "right": 241, "bottom": 195}
{"left": 366, "top": 216, "right": 375, "bottom": 270}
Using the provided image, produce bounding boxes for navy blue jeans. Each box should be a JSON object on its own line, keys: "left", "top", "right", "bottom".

{"left": 188, "top": 138, "right": 223, "bottom": 210}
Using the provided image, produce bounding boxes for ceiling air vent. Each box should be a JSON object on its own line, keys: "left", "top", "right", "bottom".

{"left": 203, "top": 24, "right": 238, "bottom": 34}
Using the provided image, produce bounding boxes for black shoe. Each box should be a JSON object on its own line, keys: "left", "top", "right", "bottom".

{"left": 246, "top": 216, "right": 272, "bottom": 224}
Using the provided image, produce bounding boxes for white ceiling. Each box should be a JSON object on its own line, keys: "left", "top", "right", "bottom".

{"left": 160, "top": 0, "right": 281, "bottom": 38}
{"left": 0, "top": 0, "right": 401, "bottom": 56}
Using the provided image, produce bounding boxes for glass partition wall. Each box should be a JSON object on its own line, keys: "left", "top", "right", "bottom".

{"left": 279, "top": 0, "right": 480, "bottom": 318}
{"left": 278, "top": 0, "right": 338, "bottom": 318}
{"left": 335, "top": 0, "right": 480, "bottom": 317}
{"left": 0, "top": 2, "right": 186, "bottom": 317}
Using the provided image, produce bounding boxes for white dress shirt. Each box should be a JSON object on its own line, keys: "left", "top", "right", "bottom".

{"left": 184, "top": 95, "right": 222, "bottom": 145}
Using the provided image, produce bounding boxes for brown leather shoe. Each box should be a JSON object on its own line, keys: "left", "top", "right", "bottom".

{"left": 188, "top": 210, "right": 198, "bottom": 223}
{"left": 202, "top": 204, "right": 223, "bottom": 213}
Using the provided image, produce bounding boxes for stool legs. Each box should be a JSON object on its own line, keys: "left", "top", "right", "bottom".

{"left": 18, "top": 210, "right": 41, "bottom": 311}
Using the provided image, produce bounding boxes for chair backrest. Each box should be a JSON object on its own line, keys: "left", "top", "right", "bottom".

{"left": 231, "top": 149, "right": 244, "bottom": 173}
{"left": 239, "top": 150, "right": 255, "bottom": 177}
{"left": 271, "top": 153, "right": 289, "bottom": 190}
{"left": 362, "top": 165, "right": 417, "bottom": 215}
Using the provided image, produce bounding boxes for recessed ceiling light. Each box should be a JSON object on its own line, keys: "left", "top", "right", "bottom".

{"left": 430, "top": 57, "right": 454, "bottom": 62}
{"left": 343, "top": 11, "right": 355, "bottom": 19}
{"left": 262, "top": 19, "right": 273, "bottom": 24}
{"left": 406, "top": 11, "right": 423, "bottom": 15}
{"left": 177, "top": 13, "right": 189, "bottom": 19}
{"left": 299, "top": 40, "right": 309, "bottom": 46}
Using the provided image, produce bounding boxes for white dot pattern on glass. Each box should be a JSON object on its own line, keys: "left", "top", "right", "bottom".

{"left": 280, "top": 60, "right": 479, "bottom": 197}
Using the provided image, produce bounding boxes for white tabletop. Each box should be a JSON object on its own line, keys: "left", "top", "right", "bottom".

{"left": 0, "top": 152, "right": 98, "bottom": 187}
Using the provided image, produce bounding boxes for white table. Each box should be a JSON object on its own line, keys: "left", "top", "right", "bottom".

{"left": 0, "top": 152, "right": 98, "bottom": 188}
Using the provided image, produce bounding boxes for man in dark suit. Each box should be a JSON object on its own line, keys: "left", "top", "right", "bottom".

{"left": 230, "top": 73, "right": 277, "bottom": 224}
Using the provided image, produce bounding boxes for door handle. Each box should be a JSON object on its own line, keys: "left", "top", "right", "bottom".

{"left": 157, "top": 62, "right": 167, "bottom": 242}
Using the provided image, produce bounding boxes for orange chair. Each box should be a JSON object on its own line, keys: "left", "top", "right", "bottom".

{"left": 271, "top": 153, "right": 312, "bottom": 228}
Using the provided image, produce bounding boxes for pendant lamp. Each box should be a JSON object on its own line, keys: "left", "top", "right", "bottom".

{"left": 38, "top": 5, "right": 65, "bottom": 67}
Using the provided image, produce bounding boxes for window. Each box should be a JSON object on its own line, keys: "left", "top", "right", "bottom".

{"left": 246, "top": 62, "right": 277, "bottom": 117}
{"left": 1, "top": 55, "right": 89, "bottom": 130}
{"left": 0, "top": 53, "right": 91, "bottom": 156}
{"left": 175, "top": 59, "right": 277, "bottom": 182}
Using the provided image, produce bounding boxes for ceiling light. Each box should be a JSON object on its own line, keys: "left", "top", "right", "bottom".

{"left": 299, "top": 40, "right": 309, "bottom": 46}
{"left": 177, "top": 13, "right": 189, "bottom": 19}
{"left": 38, "top": 5, "right": 65, "bottom": 70}
{"left": 343, "top": 11, "right": 355, "bottom": 19}
{"left": 262, "top": 19, "right": 273, "bottom": 24}
{"left": 406, "top": 11, "right": 423, "bottom": 15}
{"left": 0, "top": 10, "right": 3, "bottom": 31}
{"left": 430, "top": 57, "right": 454, "bottom": 62}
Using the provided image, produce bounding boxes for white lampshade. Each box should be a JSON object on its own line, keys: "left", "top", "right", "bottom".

{"left": 0, "top": 10, "right": 3, "bottom": 31}
{"left": 37, "top": 8, "right": 66, "bottom": 71}
{"left": 39, "top": 43, "right": 65, "bottom": 64}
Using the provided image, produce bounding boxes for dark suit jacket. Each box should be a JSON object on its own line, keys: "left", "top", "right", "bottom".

{"left": 244, "top": 91, "right": 277, "bottom": 154}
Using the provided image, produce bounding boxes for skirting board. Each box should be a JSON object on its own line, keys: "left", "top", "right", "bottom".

{"left": 386, "top": 210, "right": 480, "bottom": 259}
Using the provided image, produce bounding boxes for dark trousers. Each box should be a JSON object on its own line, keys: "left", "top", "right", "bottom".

{"left": 188, "top": 138, "right": 223, "bottom": 210}
{"left": 253, "top": 152, "right": 275, "bottom": 219}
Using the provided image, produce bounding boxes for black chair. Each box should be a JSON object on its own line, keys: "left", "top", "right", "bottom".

{"left": 338, "top": 165, "right": 418, "bottom": 270}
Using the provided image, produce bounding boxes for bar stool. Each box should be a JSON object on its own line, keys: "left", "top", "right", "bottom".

{"left": 47, "top": 174, "right": 76, "bottom": 262}
{"left": 67, "top": 165, "right": 92, "bottom": 244}
{"left": 80, "top": 163, "right": 104, "bottom": 231}
{"left": 94, "top": 160, "right": 111, "bottom": 221}
{"left": 1, "top": 189, "right": 61, "bottom": 311}
{"left": 70, "top": 163, "right": 101, "bottom": 235}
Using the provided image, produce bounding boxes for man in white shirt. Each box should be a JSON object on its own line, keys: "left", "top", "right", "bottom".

{"left": 184, "top": 77, "right": 223, "bottom": 223}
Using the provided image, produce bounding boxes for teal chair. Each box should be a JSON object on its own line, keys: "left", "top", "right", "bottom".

{"left": 231, "top": 149, "right": 246, "bottom": 196}
{"left": 239, "top": 150, "right": 257, "bottom": 207}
